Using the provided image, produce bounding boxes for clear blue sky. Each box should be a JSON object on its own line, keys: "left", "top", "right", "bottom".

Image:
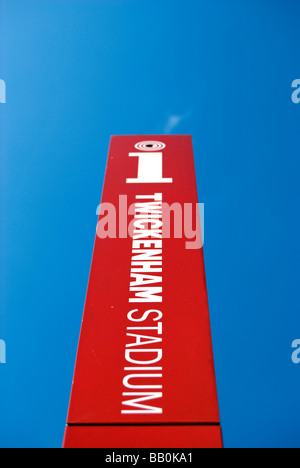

{"left": 0, "top": 0, "right": 300, "bottom": 448}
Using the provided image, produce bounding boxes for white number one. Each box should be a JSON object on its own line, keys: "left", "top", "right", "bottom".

{"left": 126, "top": 153, "right": 173, "bottom": 184}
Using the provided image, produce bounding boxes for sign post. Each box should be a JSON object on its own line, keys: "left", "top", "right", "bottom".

{"left": 63, "top": 136, "right": 222, "bottom": 448}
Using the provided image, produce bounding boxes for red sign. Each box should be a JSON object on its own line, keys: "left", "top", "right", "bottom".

{"left": 64, "top": 135, "right": 222, "bottom": 448}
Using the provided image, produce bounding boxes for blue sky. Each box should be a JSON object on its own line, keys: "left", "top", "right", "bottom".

{"left": 0, "top": 0, "right": 300, "bottom": 448}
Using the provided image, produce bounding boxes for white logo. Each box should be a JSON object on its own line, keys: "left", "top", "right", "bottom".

{"left": 127, "top": 141, "right": 172, "bottom": 184}
{"left": 135, "top": 141, "right": 166, "bottom": 152}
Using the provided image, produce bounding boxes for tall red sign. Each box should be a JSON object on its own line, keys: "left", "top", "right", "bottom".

{"left": 63, "top": 136, "right": 222, "bottom": 448}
